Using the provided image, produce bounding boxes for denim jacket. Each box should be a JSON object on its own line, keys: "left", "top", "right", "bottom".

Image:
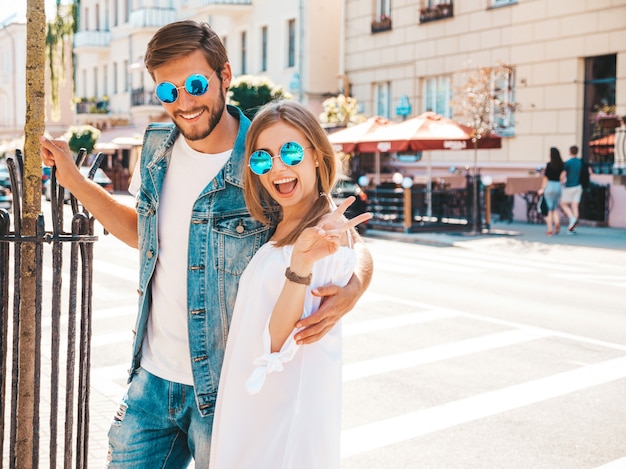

{"left": 130, "top": 105, "right": 272, "bottom": 415}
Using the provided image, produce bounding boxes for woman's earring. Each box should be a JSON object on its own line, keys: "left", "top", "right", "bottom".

{"left": 315, "top": 160, "right": 319, "bottom": 167}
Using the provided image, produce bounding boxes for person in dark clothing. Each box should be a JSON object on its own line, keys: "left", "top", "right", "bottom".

{"left": 537, "top": 147, "right": 564, "bottom": 235}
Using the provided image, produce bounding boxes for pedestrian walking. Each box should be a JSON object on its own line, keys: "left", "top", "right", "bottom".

{"left": 538, "top": 147, "right": 564, "bottom": 236}
{"left": 40, "top": 20, "right": 373, "bottom": 468}
{"left": 560, "top": 145, "right": 585, "bottom": 233}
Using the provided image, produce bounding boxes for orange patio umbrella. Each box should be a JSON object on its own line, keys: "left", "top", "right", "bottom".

{"left": 356, "top": 111, "right": 502, "bottom": 153}
{"left": 327, "top": 116, "right": 393, "bottom": 153}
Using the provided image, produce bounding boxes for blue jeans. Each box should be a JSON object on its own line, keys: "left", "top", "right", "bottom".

{"left": 106, "top": 368, "right": 213, "bottom": 468}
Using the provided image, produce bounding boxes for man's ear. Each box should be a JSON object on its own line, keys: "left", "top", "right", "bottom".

{"left": 220, "top": 63, "right": 233, "bottom": 90}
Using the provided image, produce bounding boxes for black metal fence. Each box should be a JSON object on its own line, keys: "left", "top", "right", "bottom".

{"left": 365, "top": 174, "right": 480, "bottom": 232}
{"left": 1, "top": 150, "right": 100, "bottom": 468}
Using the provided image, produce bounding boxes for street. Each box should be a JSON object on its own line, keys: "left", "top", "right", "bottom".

{"left": 24, "top": 196, "right": 626, "bottom": 467}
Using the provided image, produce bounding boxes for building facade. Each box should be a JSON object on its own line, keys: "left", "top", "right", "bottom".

{"left": 341, "top": 0, "right": 626, "bottom": 226}
{"left": 0, "top": 16, "right": 74, "bottom": 146}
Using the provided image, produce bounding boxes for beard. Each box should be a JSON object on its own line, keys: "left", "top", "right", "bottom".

{"left": 173, "top": 86, "right": 226, "bottom": 142}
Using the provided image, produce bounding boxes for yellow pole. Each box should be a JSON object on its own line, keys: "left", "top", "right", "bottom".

{"left": 404, "top": 187, "right": 412, "bottom": 232}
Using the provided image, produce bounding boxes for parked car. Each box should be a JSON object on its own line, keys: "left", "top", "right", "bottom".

{"left": 330, "top": 175, "right": 369, "bottom": 234}
{"left": 0, "top": 165, "right": 12, "bottom": 211}
{"left": 0, "top": 164, "right": 11, "bottom": 189}
{"left": 42, "top": 166, "right": 52, "bottom": 193}
{"left": 44, "top": 166, "right": 114, "bottom": 202}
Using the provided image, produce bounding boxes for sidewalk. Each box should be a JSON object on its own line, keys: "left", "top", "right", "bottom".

{"left": 364, "top": 220, "right": 626, "bottom": 252}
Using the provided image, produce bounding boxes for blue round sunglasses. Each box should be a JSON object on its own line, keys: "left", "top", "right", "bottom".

{"left": 248, "top": 141, "right": 312, "bottom": 175}
{"left": 155, "top": 72, "right": 215, "bottom": 104}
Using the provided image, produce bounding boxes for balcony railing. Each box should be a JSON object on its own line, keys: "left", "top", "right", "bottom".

{"left": 420, "top": 2, "right": 454, "bottom": 23}
{"left": 129, "top": 8, "right": 177, "bottom": 28}
{"left": 371, "top": 15, "right": 392, "bottom": 33}
{"left": 131, "top": 89, "right": 161, "bottom": 107}
{"left": 73, "top": 30, "right": 111, "bottom": 48}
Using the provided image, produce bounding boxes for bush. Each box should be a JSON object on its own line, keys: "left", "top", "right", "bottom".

{"left": 228, "top": 75, "right": 292, "bottom": 120}
{"left": 63, "top": 125, "right": 101, "bottom": 156}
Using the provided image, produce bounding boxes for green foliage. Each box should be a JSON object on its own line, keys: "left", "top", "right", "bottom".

{"left": 319, "top": 94, "right": 365, "bottom": 126}
{"left": 228, "top": 75, "right": 292, "bottom": 120}
{"left": 64, "top": 125, "right": 101, "bottom": 156}
{"left": 46, "top": 1, "right": 77, "bottom": 120}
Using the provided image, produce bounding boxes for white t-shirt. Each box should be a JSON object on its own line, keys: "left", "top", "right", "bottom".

{"left": 129, "top": 136, "right": 231, "bottom": 385}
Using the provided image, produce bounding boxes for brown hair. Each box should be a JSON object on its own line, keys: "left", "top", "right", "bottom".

{"left": 244, "top": 100, "right": 338, "bottom": 247}
{"left": 549, "top": 147, "right": 564, "bottom": 172}
{"left": 144, "top": 20, "right": 229, "bottom": 81}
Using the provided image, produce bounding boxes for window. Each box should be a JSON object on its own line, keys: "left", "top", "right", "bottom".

{"left": 123, "top": 59, "right": 129, "bottom": 92}
{"left": 491, "top": 0, "right": 516, "bottom": 6}
{"left": 375, "top": 82, "right": 391, "bottom": 118}
{"left": 260, "top": 26, "right": 268, "bottom": 72}
{"left": 423, "top": 76, "right": 452, "bottom": 117}
{"left": 376, "top": 0, "right": 390, "bottom": 18}
{"left": 583, "top": 54, "right": 617, "bottom": 163}
{"left": 103, "top": 64, "right": 108, "bottom": 96}
{"left": 93, "top": 66, "right": 98, "bottom": 97}
{"left": 491, "top": 66, "right": 516, "bottom": 136}
{"left": 113, "top": 62, "right": 118, "bottom": 94}
{"left": 427, "top": 0, "right": 451, "bottom": 6}
{"left": 287, "top": 19, "right": 296, "bottom": 68}
{"left": 241, "top": 31, "right": 247, "bottom": 75}
{"left": 104, "top": 0, "right": 110, "bottom": 31}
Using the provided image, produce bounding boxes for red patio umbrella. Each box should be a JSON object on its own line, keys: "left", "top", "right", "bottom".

{"left": 327, "top": 116, "right": 393, "bottom": 153}
{"left": 356, "top": 111, "right": 502, "bottom": 153}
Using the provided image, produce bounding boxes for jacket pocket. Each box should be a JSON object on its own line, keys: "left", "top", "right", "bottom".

{"left": 212, "top": 215, "right": 269, "bottom": 276}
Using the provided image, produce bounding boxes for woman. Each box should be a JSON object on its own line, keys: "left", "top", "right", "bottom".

{"left": 209, "top": 100, "right": 371, "bottom": 468}
{"left": 538, "top": 147, "right": 564, "bottom": 235}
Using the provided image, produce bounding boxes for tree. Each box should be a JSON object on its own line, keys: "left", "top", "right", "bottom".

{"left": 452, "top": 63, "right": 517, "bottom": 233}
{"left": 227, "top": 75, "right": 292, "bottom": 120}
{"left": 16, "top": 0, "right": 46, "bottom": 466}
{"left": 65, "top": 125, "right": 101, "bottom": 157}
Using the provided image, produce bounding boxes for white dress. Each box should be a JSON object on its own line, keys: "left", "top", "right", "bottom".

{"left": 209, "top": 242, "right": 356, "bottom": 469}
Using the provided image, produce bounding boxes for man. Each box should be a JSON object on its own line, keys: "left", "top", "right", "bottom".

{"left": 40, "top": 20, "right": 372, "bottom": 468}
{"left": 560, "top": 145, "right": 584, "bottom": 233}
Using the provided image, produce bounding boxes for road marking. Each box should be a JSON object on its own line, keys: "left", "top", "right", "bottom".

{"left": 343, "top": 309, "right": 459, "bottom": 337}
{"left": 343, "top": 328, "right": 552, "bottom": 381}
{"left": 373, "top": 246, "right": 588, "bottom": 273}
{"left": 91, "top": 330, "right": 134, "bottom": 347}
{"left": 341, "top": 356, "right": 626, "bottom": 458}
{"left": 41, "top": 305, "right": 136, "bottom": 327}
{"left": 367, "top": 294, "right": 626, "bottom": 353}
{"left": 552, "top": 272, "right": 626, "bottom": 288}
{"left": 90, "top": 364, "right": 129, "bottom": 401}
{"left": 374, "top": 254, "right": 481, "bottom": 273}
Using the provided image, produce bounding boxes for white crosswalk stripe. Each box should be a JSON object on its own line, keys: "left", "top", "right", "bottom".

{"left": 341, "top": 356, "right": 626, "bottom": 458}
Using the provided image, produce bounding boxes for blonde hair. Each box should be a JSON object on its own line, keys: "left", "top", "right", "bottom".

{"left": 243, "top": 100, "right": 338, "bottom": 246}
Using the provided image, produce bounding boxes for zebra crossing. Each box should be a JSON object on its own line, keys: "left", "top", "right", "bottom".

{"left": 338, "top": 288, "right": 626, "bottom": 468}
{"left": 79, "top": 238, "right": 626, "bottom": 468}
